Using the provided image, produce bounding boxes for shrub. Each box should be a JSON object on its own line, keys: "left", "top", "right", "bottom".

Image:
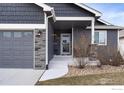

{"left": 97, "top": 45, "right": 124, "bottom": 66}
{"left": 110, "top": 51, "right": 123, "bottom": 66}
{"left": 74, "top": 34, "right": 90, "bottom": 68}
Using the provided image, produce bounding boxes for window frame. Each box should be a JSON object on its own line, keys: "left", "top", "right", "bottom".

{"left": 94, "top": 30, "right": 107, "bottom": 46}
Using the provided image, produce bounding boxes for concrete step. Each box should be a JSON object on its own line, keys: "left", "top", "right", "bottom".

{"left": 86, "top": 60, "right": 101, "bottom": 66}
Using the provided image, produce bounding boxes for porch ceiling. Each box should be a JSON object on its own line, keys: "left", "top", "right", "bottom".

{"left": 53, "top": 21, "right": 91, "bottom": 30}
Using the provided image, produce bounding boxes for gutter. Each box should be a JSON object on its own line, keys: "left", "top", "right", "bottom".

{"left": 45, "top": 7, "right": 56, "bottom": 22}
{"left": 45, "top": 10, "right": 56, "bottom": 70}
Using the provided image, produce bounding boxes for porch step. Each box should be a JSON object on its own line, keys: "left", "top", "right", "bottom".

{"left": 49, "top": 56, "right": 73, "bottom": 69}
{"left": 86, "top": 60, "right": 101, "bottom": 66}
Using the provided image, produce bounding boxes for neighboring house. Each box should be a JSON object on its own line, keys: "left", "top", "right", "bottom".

{"left": 0, "top": 3, "right": 122, "bottom": 70}
{"left": 119, "top": 30, "right": 124, "bottom": 58}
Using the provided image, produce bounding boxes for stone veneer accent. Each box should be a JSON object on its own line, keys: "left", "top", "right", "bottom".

{"left": 35, "top": 29, "right": 46, "bottom": 69}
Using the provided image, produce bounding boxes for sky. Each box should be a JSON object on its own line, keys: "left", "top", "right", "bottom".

{"left": 86, "top": 3, "right": 124, "bottom": 26}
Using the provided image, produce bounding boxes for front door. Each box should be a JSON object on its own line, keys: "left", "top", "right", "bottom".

{"left": 61, "top": 33, "right": 71, "bottom": 55}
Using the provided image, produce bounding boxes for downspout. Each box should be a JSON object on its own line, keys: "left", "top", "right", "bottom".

{"left": 46, "top": 9, "right": 56, "bottom": 70}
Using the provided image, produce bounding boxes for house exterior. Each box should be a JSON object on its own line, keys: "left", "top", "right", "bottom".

{"left": 0, "top": 3, "right": 122, "bottom": 70}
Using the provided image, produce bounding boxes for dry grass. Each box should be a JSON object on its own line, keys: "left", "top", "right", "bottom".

{"left": 36, "top": 65, "right": 124, "bottom": 85}
{"left": 36, "top": 72, "right": 124, "bottom": 85}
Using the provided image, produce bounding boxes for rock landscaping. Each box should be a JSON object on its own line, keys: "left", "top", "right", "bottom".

{"left": 64, "top": 65, "right": 124, "bottom": 77}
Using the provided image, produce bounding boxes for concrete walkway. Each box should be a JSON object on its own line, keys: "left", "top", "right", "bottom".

{"left": 0, "top": 69, "right": 44, "bottom": 85}
{"left": 40, "top": 56, "right": 73, "bottom": 81}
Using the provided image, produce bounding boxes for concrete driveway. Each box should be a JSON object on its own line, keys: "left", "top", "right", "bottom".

{"left": 0, "top": 69, "right": 45, "bottom": 85}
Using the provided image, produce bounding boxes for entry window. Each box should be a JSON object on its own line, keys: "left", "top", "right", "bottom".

{"left": 3, "top": 32, "right": 11, "bottom": 38}
{"left": 14, "top": 32, "right": 22, "bottom": 38}
{"left": 94, "top": 31, "right": 107, "bottom": 45}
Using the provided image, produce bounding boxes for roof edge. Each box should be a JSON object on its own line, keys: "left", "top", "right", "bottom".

{"left": 74, "top": 3, "right": 102, "bottom": 17}
{"left": 35, "top": 3, "right": 56, "bottom": 22}
{"left": 98, "top": 19, "right": 113, "bottom": 25}
{"left": 36, "top": 3, "right": 52, "bottom": 11}
{"left": 87, "top": 25, "right": 124, "bottom": 30}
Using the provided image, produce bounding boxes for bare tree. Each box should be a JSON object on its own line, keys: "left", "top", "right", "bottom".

{"left": 74, "top": 34, "right": 90, "bottom": 68}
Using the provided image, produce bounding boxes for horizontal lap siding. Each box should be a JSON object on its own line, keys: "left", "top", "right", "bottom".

{"left": 46, "top": 3, "right": 95, "bottom": 17}
{"left": 0, "top": 3, "right": 44, "bottom": 24}
{"left": 97, "top": 30, "right": 118, "bottom": 61}
{"left": 73, "top": 28, "right": 118, "bottom": 61}
{"left": 48, "top": 21, "right": 54, "bottom": 61}
{"left": 73, "top": 27, "right": 91, "bottom": 57}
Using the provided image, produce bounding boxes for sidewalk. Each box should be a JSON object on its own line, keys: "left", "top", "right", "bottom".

{"left": 40, "top": 56, "right": 73, "bottom": 81}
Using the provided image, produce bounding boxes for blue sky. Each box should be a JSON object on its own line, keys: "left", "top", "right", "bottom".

{"left": 86, "top": 3, "right": 124, "bottom": 26}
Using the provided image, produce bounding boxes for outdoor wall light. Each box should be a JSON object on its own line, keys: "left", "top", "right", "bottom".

{"left": 37, "top": 31, "right": 42, "bottom": 36}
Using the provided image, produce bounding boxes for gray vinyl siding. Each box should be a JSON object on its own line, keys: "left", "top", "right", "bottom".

{"left": 48, "top": 21, "right": 54, "bottom": 61}
{"left": 96, "top": 30, "right": 118, "bottom": 63}
{"left": 46, "top": 3, "right": 95, "bottom": 17}
{"left": 73, "top": 27, "right": 91, "bottom": 57}
{"left": 73, "top": 27, "right": 118, "bottom": 60}
{"left": 0, "top": 3, "right": 44, "bottom": 24}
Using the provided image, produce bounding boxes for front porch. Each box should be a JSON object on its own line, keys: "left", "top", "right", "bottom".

{"left": 52, "top": 19, "right": 95, "bottom": 57}
{"left": 47, "top": 17, "right": 95, "bottom": 69}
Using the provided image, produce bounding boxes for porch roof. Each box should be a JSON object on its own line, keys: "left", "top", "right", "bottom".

{"left": 53, "top": 21, "right": 91, "bottom": 30}
{"left": 87, "top": 25, "right": 124, "bottom": 30}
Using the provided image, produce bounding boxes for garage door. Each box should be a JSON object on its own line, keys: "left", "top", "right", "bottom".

{"left": 0, "top": 31, "right": 33, "bottom": 68}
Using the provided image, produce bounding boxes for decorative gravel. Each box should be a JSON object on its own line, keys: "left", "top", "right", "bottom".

{"left": 64, "top": 65, "right": 124, "bottom": 77}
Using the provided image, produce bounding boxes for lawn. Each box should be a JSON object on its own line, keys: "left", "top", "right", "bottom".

{"left": 36, "top": 72, "right": 124, "bottom": 85}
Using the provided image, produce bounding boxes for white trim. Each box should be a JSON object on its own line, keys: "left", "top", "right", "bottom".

{"left": 72, "top": 26, "right": 74, "bottom": 57}
{"left": 36, "top": 3, "right": 56, "bottom": 22}
{"left": 74, "top": 3, "right": 102, "bottom": 17}
{"left": 51, "top": 8, "right": 56, "bottom": 22}
{"left": 56, "top": 17, "right": 94, "bottom": 21}
{"left": 87, "top": 25, "right": 124, "bottom": 29}
{"left": 0, "top": 24, "right": 46, "bottom": 30}
{"left": 94, "top": 30, "right": 107, "bottom": 46}
{"left": 45, "top": 13, "right": 48, "bottom": 66}
{"left": 98, "top": 19, "right": 112, "bottom": 25}
{"left": 60, "top": 33, "right": 71, "bottom": 55}
{"left": 36, "top": 3, "right": 52, "bottom": 11}
{"left": 91, "top": 18, "right": 95, "bottom": 44}
{"left": 33, "top": 30, "right": 35, "bottom": 69}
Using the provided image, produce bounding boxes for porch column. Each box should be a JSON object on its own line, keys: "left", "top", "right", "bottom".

{"left": 45, "top": 13, "right": 48, "bottom": 69}
{"left": 72, "top": 26, "right": 74, "bottom": 57}
{"left": 91, "top": 18, "right": 95, "bottom": 44}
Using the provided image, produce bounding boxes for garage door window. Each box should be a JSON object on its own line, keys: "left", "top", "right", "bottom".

{"left": 3, "top": 32, "right": 11, "bottom": 38}
{"left": 24, "top": 32, "right": 32, "bottom": 37}
{"left": 14, "top": 32, "right": 22, "bottom": 38}
{"left": 0, "top": 32, "right": 2, "bottom": 39}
